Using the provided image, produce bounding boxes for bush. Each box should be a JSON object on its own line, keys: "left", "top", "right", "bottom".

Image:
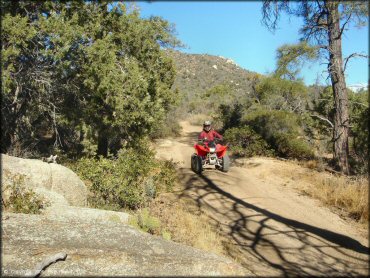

{"left": 129, "top": 208, "right": 161, "bottom": 234}
{"left": 244, "top": 109, "right": 314, "bottom": 159}
{"left": 224, "top": 126, "right": 274, "bottom": 157}
{"left": 71, "top": 140, "right": 177, "bottom": 210}
{"left": 2, "top": 174, "right": 49, "bottom": 214}
{"left": 349, "top": 96, "right": 368, "bottom": 174}
{"left": 218, "top": 103, "right": 244, "bottom": 131}
{"left": 274, "top": 133, "right": 315, "bottom": 159}
{"left": 154, "top": 159, "right": 178, "bottom": 192}
{"left": 150, "top": 109, "right": 183, "bottom": 139}
{"left": 129, "top": 207, "right": 173, "bottom": 240}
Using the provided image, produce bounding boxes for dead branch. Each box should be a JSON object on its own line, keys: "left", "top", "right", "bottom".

{"left": 343, "top": 52, "right": 369, "bottom": 72}
{"left": 350, "top": 101, "right": 368, "bottom": 108}
{"left": 324, "top": 167, "right": 343, "bottom": 175}
{"left": 339, "top": 12, "right": 352, "bottom": 38}
{"left": 310, "top": 114, "right": 334, "bottom": 128}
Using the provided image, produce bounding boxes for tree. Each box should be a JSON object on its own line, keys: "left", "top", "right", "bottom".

{"left": 1, "top": 1, "right": 181, "bottom": 157}
{"left": 261, "top": 0, "right": 368, "bottom": 174}
{"left": 255, "top": 76, "right": 308, "bottom": 113}
{"left": 274, "top": 41, "right": 318, "bottom": 80}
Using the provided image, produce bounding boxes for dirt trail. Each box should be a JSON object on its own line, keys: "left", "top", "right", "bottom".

{"left": 155, "top": 121, "right": 369, "bottom": 276}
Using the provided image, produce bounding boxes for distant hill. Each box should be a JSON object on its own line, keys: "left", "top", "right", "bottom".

{"left": 166, "top": 50, "right": 259, "bottom": 99}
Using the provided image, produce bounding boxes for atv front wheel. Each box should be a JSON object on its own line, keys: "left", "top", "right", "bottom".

{"left": 221, "top": 154, "right": 230, "bottom": 172}
{"left": 191, "top": 154, "right": 203, "bottom": 174}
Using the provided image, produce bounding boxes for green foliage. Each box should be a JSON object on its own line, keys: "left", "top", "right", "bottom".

{"left": 254, "top": 76, "right": 308, "bottom": 113}
{"left": 349, "top": 90, "right": 368, "bottom": 174}
{"left": 224, "top": 126, "right": 274, "bottom": 157}
{"left": 244, "top": 109, "right": 315, "bottom": 159}
{"left": 129, "top": 208, "right": 173, "bottom": 240}
{"left": 162, "top": 230, "right": 172, "bottom": 240}
{"left": 218, "top": 103, "right": 244, "bottom": 131}
{"left": 129, "top": 208, "right": 161, "bottom": 234}
{"left": 154, "top": 159, "right": 178, "bottom": 193}
{"left": 262, "top": 1, "right": 368, "bottom": 173}
{"left": 275, "top": 42, "right": 318, "bottom": 80}
{"left": 2, "top": 175, "right": 50, "bottom": 214}
{"left": 71, "top": 140, "right": 177, "bottom": 210}
{"left": 274, "top": 133, "right": 315, "bottom": 159}
{"left": 1, "top": 2, "right": 180, "bottom": 157}
{"left": 150, "top": 104, "right": 183, "bottom": 139}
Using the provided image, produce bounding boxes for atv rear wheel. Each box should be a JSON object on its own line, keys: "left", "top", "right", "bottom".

{"left": 221, "top": 154, "right": 230, "bottom": 172}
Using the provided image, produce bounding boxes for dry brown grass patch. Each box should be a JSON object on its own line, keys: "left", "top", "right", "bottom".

{"left": 149, "top": 194, "right": 226, "bottom": 256}
{"left": 302, "top": 174, "right": 368, "bottom": 224}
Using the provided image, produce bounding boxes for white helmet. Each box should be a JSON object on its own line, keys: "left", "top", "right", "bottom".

{"left": 203, "top": 120, "right": 211, "bottom": 131}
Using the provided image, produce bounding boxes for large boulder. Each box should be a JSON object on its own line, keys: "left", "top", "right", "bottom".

{"left": 2, "top": 154, "right": 88, "bottom": 207}
{"left": 2, "top": 212, "right": 251, "bottom": 276}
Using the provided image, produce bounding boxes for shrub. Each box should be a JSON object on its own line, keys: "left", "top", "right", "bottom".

{"left": 129, "top": 208, "right": 161, "bottom": 234}
{"left": 71, "top": 140, "right": 178, "bottom": 210}
{"left": 224, "top": 126, "right": 274, "bottom": 157}
{"left": 244, "top": 109, "right": 314, "bottom": 159}
{"left": 2, "top": 174, "right": 49, "bottom": 214}
{"left": 150, "top": 110, "right": 183, "bottom": 139}
{"left": 218, "top": 103, "right": 244, "bottom": 131}
{"left": 274, "top": 134, "right": 315, "bottom": 159}
{"left": 154, "top": 159, "right": 178, "bottom": 193}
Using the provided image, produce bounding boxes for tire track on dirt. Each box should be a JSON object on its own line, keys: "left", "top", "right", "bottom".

{"left": 155, "top": 121, "right": 369, "bottom": 276}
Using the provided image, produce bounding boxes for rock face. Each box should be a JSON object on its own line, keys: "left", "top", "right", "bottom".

{"left": 2, "top": 213, "right": 250, "bottom": 276}
{"left": 2, "top": 154, "right": 88, "bottom": 207}
{"left": 1, "top": 154, "right": 250, "bottom": 276}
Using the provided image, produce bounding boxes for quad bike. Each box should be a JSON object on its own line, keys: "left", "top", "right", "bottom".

{"left": 191, "top": 138, "right": 230, "bottom": 174}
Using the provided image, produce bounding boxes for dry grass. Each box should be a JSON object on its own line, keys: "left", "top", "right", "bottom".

{"left": 188, "top": 113, "right": 211, "bottom": 126}
{"left": 302, "top": 174, "right": 368, "bottom": 224}
{"left": 149, "top": 194, "right": 226, "bottom": 256}
{"left": 272, "top": 158, "right": 368, "bottom": 226}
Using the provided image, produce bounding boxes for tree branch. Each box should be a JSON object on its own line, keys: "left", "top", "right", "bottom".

{"left": 350, "top": 101, "right": 368, "bottom": 108}
{"left": 339, "top": 12, "right": 352, "bottom": 38}
{"left": 310, "top": 114, "right": 334, "bottom": 128}
{"left": 343, "top": 52, "right": 369, "bottom": 72}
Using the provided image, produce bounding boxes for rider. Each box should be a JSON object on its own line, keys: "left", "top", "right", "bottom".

{"left": 198, "top": 120, "right": 223, "bottom": 142}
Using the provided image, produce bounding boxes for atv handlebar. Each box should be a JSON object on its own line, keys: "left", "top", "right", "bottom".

{"left": 198, "top": 138, "right": 223, "bottom": 143}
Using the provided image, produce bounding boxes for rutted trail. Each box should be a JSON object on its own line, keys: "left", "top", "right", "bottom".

{"left": 155, "top": 121, "right": 369, "bottom": 276}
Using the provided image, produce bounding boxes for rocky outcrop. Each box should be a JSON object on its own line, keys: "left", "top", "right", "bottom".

{"left": 2, "top": 212, "right": 250, "bottom": 276}
{"left": 1, "top": 154, "right": 250, "bottom": 276}
{"left": 2, "top": 154, "right": 88, "bottom": 207}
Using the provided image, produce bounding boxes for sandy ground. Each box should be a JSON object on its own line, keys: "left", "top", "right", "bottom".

{"left": 154, "top": 121, "right": 369, "bottom": 276}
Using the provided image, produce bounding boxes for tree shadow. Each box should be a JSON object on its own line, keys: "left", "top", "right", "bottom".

{"left": 176, "top": 168, "right": 369, "bottom": 276}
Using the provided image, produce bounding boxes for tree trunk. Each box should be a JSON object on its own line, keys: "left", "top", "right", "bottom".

{"left": 326, "top": 1, "right": 349, "bottom": 174}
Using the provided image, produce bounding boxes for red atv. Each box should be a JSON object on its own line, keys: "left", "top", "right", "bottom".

{"left": 191, "top": 138, "right": 230, "bottom": 174}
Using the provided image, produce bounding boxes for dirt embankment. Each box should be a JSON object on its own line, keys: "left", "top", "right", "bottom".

{"left": 155, "top": 121, "right": 369, "bottom": 276}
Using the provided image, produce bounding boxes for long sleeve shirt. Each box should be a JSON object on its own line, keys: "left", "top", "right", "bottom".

{"left": 198, "top": 129, "right": 223, "bottom": 141}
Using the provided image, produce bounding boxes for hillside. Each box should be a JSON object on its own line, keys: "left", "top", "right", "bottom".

{"left": 167, "top": 49, "right": 258, "bottom": 99}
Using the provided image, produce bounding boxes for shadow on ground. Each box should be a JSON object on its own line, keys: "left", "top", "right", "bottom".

{"left": 176, "top": 168, "right": 369, "bottom": 276}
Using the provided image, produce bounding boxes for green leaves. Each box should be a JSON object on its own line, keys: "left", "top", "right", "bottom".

{"left": 254, "top": 76, "right": 308, "bottom": 113}
{"left": 1, "top": 1, "right": 180, "bottom": 156}
{"left": 275, "top": 41, "right": 318, "bottom": 80}
{"left": 71, "top": 142, "right": 177, "bottom": 210}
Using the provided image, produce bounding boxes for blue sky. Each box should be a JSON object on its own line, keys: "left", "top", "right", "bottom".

{"left": 135, "top": 1, "right": 368, "bottom": 87}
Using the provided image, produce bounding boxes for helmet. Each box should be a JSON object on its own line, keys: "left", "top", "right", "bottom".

{"left": 203, "top": 120, "right": 211, "bottom": 132}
